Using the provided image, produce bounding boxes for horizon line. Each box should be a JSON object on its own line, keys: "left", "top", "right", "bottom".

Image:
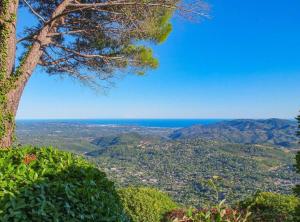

{"left": 15, "top": 117, "right": 294, "bottom": 120}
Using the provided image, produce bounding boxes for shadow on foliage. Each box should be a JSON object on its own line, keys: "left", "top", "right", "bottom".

{"left": 0, "top": 147, "right": 130, "bottom": 222}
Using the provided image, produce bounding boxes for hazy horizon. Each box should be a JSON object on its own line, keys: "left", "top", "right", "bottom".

{"left": 16, "top": 118, "right": 296, "bottom": 129}
{"left": 16, "top": 117, "right": 295, "bottom": 120}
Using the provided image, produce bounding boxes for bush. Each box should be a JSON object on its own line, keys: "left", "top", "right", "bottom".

{"left": 164, "top": 200, "right": 250, "bottom": 222}
{"left": 0, "top": 146, "right": 129, "bottom": 222}
{"left": 118, "top": 187, "right": 178, "bottom": 222}
{"left": 239, "top": 192, "right": 300, "bottom": 222}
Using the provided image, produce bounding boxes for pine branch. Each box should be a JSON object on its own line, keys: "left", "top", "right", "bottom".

{"left": 22, "top": 0, "right": 47, "bottom": 23}
{"left": 53, "top": 43, "right": 125, "bottom": 60}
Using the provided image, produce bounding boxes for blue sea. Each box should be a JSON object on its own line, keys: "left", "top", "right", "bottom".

{"left": 17, "top": 119, "right": 226, "bottom": 128}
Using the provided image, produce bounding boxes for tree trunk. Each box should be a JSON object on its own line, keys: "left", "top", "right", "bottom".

{"left": 0, "top": 0, "right": 71, "bottom": 148}
{"left": 0, "top": 90, "right": 22, "bottom": 148}
{"left": 0, "top": 0, "right": 19, "bottom": 148}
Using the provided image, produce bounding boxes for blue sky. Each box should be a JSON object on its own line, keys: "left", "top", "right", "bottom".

{"left": 17, "top": 0, "right": 300, "bottom": 119}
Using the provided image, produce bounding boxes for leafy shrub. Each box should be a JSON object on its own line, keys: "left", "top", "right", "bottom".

{"left": 239, "top": 192, "right": 300, "bottom": 222}
{"left": 118, "top": 187, "right": 178, "bottom": 222}
{"left": 0, "top": 146, "right": 129, "bottom": 222}
{"left": 164, "top": 200, "right": 250, "bottom": 222}
{"left": 163, "top": 176, "right": 251, "bottom": 222}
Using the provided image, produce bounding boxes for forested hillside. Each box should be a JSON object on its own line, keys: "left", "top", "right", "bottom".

{"left": 16, "top": 120, "right": 300, "bottom": 207}
{"left": 170, "top": 119, "right": 298, "bottom": 148}
{"left": 88, "top": 136, "right": 299, "bottom": 206}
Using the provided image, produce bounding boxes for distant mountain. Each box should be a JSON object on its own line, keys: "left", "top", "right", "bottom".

{"left": 169, "top": 119, "right": 298, "bottom": 148}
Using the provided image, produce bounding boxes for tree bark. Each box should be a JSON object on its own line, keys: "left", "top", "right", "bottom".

{"left": 0, "top": 0, "right": 19, "bottom": 148}
{"left": 0, "top": 93, "right": 20, "bottom": 148}
{"left": 0, "top": 0, "right": 71, "bottom": 148}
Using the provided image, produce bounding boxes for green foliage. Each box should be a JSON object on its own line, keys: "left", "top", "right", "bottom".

{"left": 91, "top": 136, "right": 298, "bottom": 206}
{"left": 0, "top": 146, "right": 130, "bottom": 221}
{"left": 18, "top": 1, "right": 183, "bottom": 85}
{"left": 143, "top": 9, "right": 174, "bottom": 43}
{"left": 16, "top": 122, "right": 300, "bottom": 207}
{"left": 164, "top": 201, "right": 251, "bottom": 222}
{"left": 164, "top": 177, "right": 251, "bottom": 222}
{"left": 0, "top": 47, "right": 38, "bottom": 146}
{"left": 91, "top": 132, "right": 148, "bottom": 148}
{"left": 0, "top": 0, "right": 24, "bottom": 144}
{"left": 0, "top": 0, "right": 10, "bottom": 141}
{"left": 239, "top": 192, "right": 300, "bottom": 222}
{"left": 0, "top": 24, "right": 8, "bottom": 80}
{"left": 122, "top": 45, "right": 159, "bottom": 75}
{"left": 118, "top": 187, "right": 178, "bottom": 222}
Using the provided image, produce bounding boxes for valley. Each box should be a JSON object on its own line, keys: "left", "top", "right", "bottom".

{"left": 16, "top": 119, "right": 300, "bottom": 207}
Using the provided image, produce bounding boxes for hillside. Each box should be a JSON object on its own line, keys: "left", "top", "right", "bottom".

{"left": 87, "top": 135, "right": 300, "bottom": 206}
{"left": 16, "top": 120, "right": 300, "bottom": 207}
{"left": 91, "top": 132, "right": 162, "bottom": 147}
{"left": 169, "top": 119, "right": 298, "bottom": 148}
{"left": 16, "top": 121, "right": 172, "bottom": 153}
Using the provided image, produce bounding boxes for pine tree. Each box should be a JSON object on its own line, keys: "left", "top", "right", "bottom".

{"left": 0, "top": 0, "right": 207, "bottom": 148}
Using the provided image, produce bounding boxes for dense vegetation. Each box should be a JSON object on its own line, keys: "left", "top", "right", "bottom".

{"left": 239, "top": 192, "right": 300, "bottom": 222}
{"left": 165, "top": 202, "right": 251, "bottom": 222}
{"left": 16, "top": 120, "right": 300, "bottom": 207}
{"left": 89, "top": 137, "right": 299, "bottom": 206}
{"left": 170, "top": 119, "right": 298, "bottom": 148}
{"left": 118, "top": 187, "right": 178, "bottom": 222}
{"left": 0, "top": 147, "right": 129, "bottom": 221}
{"left": 3, "top": 145, "right": 297, "bottom": 222}
{"left": 14, "top": 119, "right": 300, "bottom": 221}
{"left": 165, "top": 192, "right": 300, "bottom": 222}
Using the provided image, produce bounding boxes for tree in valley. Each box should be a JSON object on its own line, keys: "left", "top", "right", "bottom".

{"left": 0, "top": 0, "right": 207, "bottom": 148}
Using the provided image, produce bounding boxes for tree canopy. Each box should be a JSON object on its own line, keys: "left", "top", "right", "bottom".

{"left": 0, "top": 0, "right": 207, "bottom": 148}
{"left": 17, "top": 0, "right": 207, "bottom": 87}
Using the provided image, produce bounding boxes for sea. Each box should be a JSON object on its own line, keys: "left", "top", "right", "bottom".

{"left": 17, "top": 119, "right": 227, "bottom": 128}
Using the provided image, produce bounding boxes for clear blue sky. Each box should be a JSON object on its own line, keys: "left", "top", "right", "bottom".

{"left": 17, "top": 0, "right": 300, "bottom": 119}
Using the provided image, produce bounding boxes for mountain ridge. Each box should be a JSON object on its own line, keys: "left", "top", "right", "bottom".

{"left": 169, "top": 118, "right": 298, "bottom": 148}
